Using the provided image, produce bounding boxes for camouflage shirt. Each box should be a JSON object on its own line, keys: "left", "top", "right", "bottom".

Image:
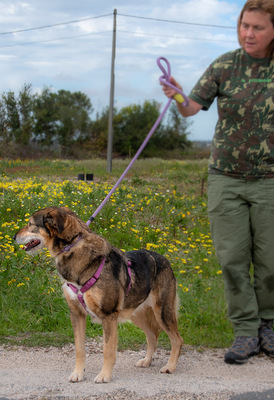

{"left": 189, "top": 48, "right": 274, "bottom": 177}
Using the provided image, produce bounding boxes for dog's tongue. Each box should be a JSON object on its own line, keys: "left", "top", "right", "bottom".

{"left": 24, "top": 240, "right": 40, "bottom": 251}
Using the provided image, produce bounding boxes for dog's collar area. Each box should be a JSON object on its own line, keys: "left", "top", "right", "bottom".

{"left": 58, "top": 235, "right": 83, "bottom": 255}
{"left": 66, "top": 258, "right": 132, "bottom": 317}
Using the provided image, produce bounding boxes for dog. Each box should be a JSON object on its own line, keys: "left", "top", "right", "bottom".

{"left": 13, "top": 206, "right": 183, "bottom": 383}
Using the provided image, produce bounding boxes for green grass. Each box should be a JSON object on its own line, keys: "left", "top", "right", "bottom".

{"left": 0, "top": 158, "right": 233, "bottom": 350}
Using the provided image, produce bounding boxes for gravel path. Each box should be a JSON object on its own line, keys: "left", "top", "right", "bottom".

{"left": 1, "top": 341, "right": 274, "bottom": 400}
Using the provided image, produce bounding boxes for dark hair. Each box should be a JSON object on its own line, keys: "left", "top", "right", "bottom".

{"left": 237, "top": 0, "right": 274, "bottom": 58}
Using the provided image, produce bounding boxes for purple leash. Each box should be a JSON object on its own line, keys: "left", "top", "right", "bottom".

{"left": 86, "top": 57, "right": 189, "bottom": 226}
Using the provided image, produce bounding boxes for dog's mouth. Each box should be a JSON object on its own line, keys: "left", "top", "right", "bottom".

{"left": 23, "top": 239, "right": 41, "bottom": 251}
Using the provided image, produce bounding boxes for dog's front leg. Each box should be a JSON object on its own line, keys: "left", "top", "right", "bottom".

{"left": 69, "top": 311, "right": 87, "bottom": 383}
{"left": 94, "top": 315, "right": 118, "bottom": 383}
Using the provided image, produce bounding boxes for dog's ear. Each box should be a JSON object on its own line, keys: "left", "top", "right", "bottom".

{"left": 43, "top": 210, "right": 65, "bottom": 234}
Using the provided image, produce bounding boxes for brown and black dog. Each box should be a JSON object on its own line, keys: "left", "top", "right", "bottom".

{"left": 13, "top": 206, "right": 183, "bottom": 383}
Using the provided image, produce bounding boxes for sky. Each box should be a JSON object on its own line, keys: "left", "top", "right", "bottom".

{"left": 0, "top": 0, "right": 246, "bottom": 142}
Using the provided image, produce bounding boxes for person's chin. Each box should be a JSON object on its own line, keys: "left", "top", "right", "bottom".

{"left": 244, "top": 43, "right": 255, "bottom": 53}
{"left": 244, "top": 44, "right": 265, "bottom": 58}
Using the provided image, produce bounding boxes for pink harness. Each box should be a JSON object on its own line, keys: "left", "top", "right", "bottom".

{"left": 66, "top": 257, "right": 132, "bottom": 316}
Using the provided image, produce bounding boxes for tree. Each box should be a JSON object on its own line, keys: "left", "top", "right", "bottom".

{"left": 32, "top": 88, "right": 93, "bottom": 150}
{"left": 54, "top": 90, "right": 93, "bottom": 150}
{"left": 112, "top": 100, "right": 192, "bottom": 157}
{"left": 18, "top": 83, "right": 33, "bottom": 145}
{"left": 0, "top": 97, "right": 9, "bottom": 142}
{"left": 159, "top": 102, "right": 192, "bottom": 151}
{"left": 33, "top": 87, "right": 59, "bottom": 146}
{"left": 113, "top": 100, "right": 161, "bottom": 157}
{"left": 89, "top": 107, "right": 111, "bottom": 151}
{"left": 2, "top": 91, "right": 20, "bottom": 142}
{"left": 0, "top": 85, "right": 193, "bottom": 158}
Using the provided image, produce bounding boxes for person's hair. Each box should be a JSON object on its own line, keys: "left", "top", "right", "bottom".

{"left": 237, "top": 0, "right": 274, "bottom": 58}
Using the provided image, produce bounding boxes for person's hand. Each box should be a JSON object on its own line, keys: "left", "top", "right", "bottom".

{"left": 161, "top": 76, "right": 183, "bottom": 99}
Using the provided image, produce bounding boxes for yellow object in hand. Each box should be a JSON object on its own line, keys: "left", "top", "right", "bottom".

{"left": 173, "top": 93, "right": 185, "bottom": 103}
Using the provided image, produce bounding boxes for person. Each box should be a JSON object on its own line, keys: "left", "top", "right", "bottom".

{"left": 162, "top": 0, "right": 274, "bottom": 364}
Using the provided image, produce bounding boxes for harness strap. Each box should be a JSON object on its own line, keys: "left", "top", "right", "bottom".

{"left": 127, "top": 261, "right": 132, "bottom": 294}
{"left": 66, "top": 258, "right": 132, "bottom": 317}
{"left": 80, "top": 256, "right": 106, "bottom": 293}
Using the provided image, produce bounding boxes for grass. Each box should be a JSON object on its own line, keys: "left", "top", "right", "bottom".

{"left": 0, "top": 158, "right": 233, "bottom": 350}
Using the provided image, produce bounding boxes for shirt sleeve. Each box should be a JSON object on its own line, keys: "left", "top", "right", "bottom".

{"left": 189, "top": 60, "right": 221, "bottom": 111}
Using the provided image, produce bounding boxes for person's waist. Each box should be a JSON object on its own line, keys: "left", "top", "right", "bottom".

{"left": 209, "top": 169, "right": 274, "bottom": 180}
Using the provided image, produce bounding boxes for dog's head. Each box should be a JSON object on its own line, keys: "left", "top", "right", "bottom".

{"left": 13, "top": 206, "right": 86, "bottom": 256}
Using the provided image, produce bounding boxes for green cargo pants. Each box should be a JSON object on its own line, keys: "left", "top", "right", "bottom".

{"left": 208, "top": 174, "right": 274, "bottom": 337}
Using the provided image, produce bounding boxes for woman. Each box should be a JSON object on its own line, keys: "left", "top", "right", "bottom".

{"left": 162, "top": 0, "right": 274, "bottom": 364}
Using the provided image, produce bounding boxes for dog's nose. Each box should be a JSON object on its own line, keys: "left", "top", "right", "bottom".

{"left": 13, "top": 234, "right": 16, "bottom": 240}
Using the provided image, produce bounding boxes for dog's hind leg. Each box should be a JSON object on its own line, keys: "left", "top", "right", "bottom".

{"left": 159, "top": 324, "right": 183, "bottom": 374}
{"left": 152, "top": 293, "right": 183, "bottom": 374}
{"left": 131, "top": 306, "right": 161, "bottom": 368}
{"left": 94, "top": 315, "right": 118, "bottom": 383}
{"left": 69, "top": 310, "right": 87, "bottom": 382}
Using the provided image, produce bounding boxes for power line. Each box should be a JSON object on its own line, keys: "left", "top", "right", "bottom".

{"left": 0, "top": 11, "right": 236, "bottom": 38}
{"left": 0, "top": 31, "right": 111, "bottom": 48}
{"left": 118, "top": 30, "right": 237, "bottom": 44}
{"left": 0, "top": 28, "right": 237, "bottom": 49}
{"left": 0, "top": 14, "right": 112, "bottom": 36}
{"left": 118, "top": 12, "right": 235, "bottom": 30}
{"left": 0, "top": 11, "right": 237, "bottom": 49}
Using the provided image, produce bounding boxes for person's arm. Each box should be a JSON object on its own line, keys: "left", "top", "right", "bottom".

{"left": 161, "top": 76, "right": 202, "bottom": 117}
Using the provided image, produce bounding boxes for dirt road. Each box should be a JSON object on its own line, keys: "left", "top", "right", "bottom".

{"left": 1, "top": 342, "right": 274, "bottom": 400}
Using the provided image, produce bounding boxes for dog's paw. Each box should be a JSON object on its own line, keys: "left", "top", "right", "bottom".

{"left": 69, "top": 369, "right": 85, "bottom": 382}
{"left": 160, "top": 364, "right": 175, "bottom": 374}
{"left": 94, "top": 371, "right": 111, "bottom": 383}
{"left": 136, "top": 357, "right": 152, "bottom": 368}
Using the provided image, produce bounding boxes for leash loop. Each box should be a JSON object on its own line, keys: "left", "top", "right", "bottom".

{"left": 157, "top": 57, "right": 189, "bottom": 107}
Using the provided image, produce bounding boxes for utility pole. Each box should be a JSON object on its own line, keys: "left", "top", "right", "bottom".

{"left": 107, "top": 9, "right": 117, "bottom": 173}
